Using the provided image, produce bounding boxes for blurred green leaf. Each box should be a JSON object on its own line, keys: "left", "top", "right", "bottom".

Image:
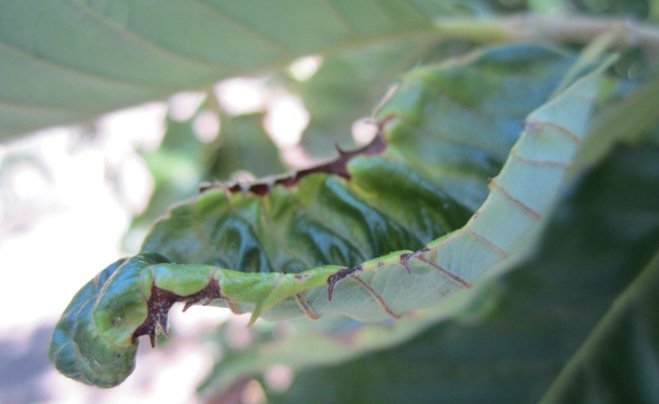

{"left": 571, "top": 0, "right": 652, "bottom": 18}
{"left": 569, "top": 75, "right": 659, "bottom": 176}
{"left": 0, "top": 0, "right": 464, "bottom": 138}
{"left": 122, "top": 115, "right": 206, "bottom": 250}
{"left": 540, "top": 250, "right": 659, "bottom": 403}
{"left": 296, "top": 39, "right": 451, "bottom": 156}
{"left": 206, "top": 112, "right": 285, "bottom": 179}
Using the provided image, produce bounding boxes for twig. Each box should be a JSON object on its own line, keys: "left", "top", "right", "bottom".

{"left": 435, "top": 14, "right": 659, "bottom": 51}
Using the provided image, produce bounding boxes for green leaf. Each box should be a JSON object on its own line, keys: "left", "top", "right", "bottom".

{"left": 540, "top": 249, "right": 659, "bottom": 403}
{"left": 124, "top": 115, "right": 208, "bottom": 248}
{"left": 567, "top": 75, "right": 659, "bottom": 180}
{"left": 296, "top": 39, "right": 448, "bottom": 156}
{"left": 125, "top": 105, "right": 284, "bottom": 250}
{"left": 205, "top": 112, "right": 285, "bottom": 179}
{"left": 0, "top": 0, "right": 464, "bottom": 138}
{"left": 47, "top": 254, "right": 165, "bottom": 387}
{"left": 140, "top": 45, "right": 588, "bottom": 322}
{"left": 49, "top": 44, "right": 612, "bottom": 387}
{"left": 266, "top": 143, "right": 659, "bottom": 404}
{"left": 198, "top": 275, "right": 499, "bottom": 395}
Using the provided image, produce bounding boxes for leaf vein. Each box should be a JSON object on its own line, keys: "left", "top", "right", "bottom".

{"left": 528, "top": 120, "right": 582, "bottom": 145}
{"left": 511, "top": 151, "right": 570, "bottom": 168}
{"left": 66, "top": 0, "right": 227, "bottom": 70}
{"left": 295, "top": 293, "right": 320, "bottom": 320}
{"left": 189, "top": 0, "right": 297, "bottom": 55}
{"left": 415, "top": 254, "right": 472, "bottom": 288}
{"left": 467, "top": 228, "right": 509, "bottom": 258}
{"left": 488, "top": 179, "right": 544, "bottom": 220}
{"left": 0, "top": 39, "right": 174, "bottom": 92}
{"left": 322, "top": 0, "right": 360, "bottom": 35}
{"left": 349, "top": 274, "right": 400, "bottom": 319}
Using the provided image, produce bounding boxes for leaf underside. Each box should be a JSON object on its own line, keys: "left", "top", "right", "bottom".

{"left": 0, "top": 0, "right": 459, "bottom": 138}
{"left": 265, "top": 144, "right": 659, "bottom": 404}
{"left": 49, "top": 44, "right": 610, "bottom": 388}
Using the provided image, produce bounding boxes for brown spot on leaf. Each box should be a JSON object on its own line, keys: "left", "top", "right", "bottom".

{"left": 132, "top": 279, "right": 223, "bottom": 347}
{"left": 400, "top": 253, "right": 413, "bottom": 274}
{"left": 326, "top": 265, "right": 362, "bottom": 301}
{"left": 200, "top": 116, "right": 394, "bottom": 195}
{"left": 182, "top": 280, "right": 222, "bottom": 311}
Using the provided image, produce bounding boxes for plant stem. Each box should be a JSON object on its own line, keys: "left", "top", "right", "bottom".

{"left": 435, "top": 14, "right": 659, "bottom": 51}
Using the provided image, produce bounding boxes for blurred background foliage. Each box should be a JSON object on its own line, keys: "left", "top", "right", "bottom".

{"left": 0, "top": 0, "right": 658, "bottom": 402}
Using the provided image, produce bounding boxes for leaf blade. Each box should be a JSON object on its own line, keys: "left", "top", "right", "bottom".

{"left": 265, "top": 143, "right": 659, "bottom": 404}
{"left": 0, "top": 0, "right": 453, "bottom": 137}
{"left": 48, "top": 44, "right": 615, "bottom": 387}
